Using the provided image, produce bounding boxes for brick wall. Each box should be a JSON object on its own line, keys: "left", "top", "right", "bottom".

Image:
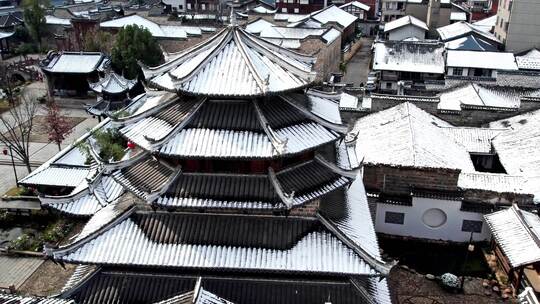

{"left": 306, "top": 36, "right": 342, "bottom": 82}
{"left": 363, "top": 165, "right": 461, "bottom": 196}
{"left": 464, "top": 189, "right": 534, "bottom": 205}
{"left": 289, "top": 199, "right": 321, "bottom": 217}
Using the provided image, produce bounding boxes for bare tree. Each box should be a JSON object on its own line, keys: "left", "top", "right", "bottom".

{"left": 0, "top": 95, "right": 39, "bottom": 173}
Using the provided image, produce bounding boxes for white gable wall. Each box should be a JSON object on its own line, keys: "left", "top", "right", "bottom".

{"left": 375, "top": 197, "right": 491, "bottom": 242}
{"left": 387, "top": 25, "right": 426, "bottom": 41}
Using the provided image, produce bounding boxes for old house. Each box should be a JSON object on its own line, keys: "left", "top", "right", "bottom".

{"left": 383, "top": 15, "right": 428, "bottom": 40}
{"left": 446, "top": 50, "right": 518, "bottom": 78}
{"left": 86, "top": 71, "right": 138, "bottom": 118}
{"left": 372, "top": 40, "right": 446, "bottom": 92}
{"left": 437, "top": 20, "right": 501, "bottom": 50}
{"left": 353, "top": 102, "right": 537, "bottom": 242}
{"left": 40, "top": 51, "right": 110, "bottom": 97}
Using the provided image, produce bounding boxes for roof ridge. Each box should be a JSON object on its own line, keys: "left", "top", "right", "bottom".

{"left": 405, "top": 103, "right": 417, "bottom": 166}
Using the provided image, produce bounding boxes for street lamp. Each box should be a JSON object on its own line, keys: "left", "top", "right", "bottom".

{"left": 460, "top": 231, "right": 475, "bottom": 291}
{"left": 3, "top": 146, "right": 19, "bottom": 187}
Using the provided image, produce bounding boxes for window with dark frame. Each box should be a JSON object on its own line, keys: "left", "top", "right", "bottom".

{"left": 462, "top": 220, "right": 483, "bottom": 233}
{"left": 385, "top": 211, "right": 405, "bottom": 225}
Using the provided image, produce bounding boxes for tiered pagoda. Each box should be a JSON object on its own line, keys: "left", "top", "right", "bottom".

{"left": 21, "top": 24, "right": 393, "bottom": 303}
{"left": 86, "top": 71, "right": 138, "bottom": 119}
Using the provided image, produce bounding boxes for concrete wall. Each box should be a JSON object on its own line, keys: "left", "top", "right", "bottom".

{"left": 374, "top": 197, "right": 491, "bottom": 242}
{"left": 388, "top": 24, "right": 426, "bottom": 40}
{"left": 495, "top": 0, "right": 540, "bottom": 52}
{"left": 405, "top": 3, "right": 428, "bottom": 21}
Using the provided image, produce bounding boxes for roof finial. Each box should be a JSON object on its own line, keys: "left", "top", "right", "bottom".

{"left": 229, "top": 7, "right": 237, "bottom": 26}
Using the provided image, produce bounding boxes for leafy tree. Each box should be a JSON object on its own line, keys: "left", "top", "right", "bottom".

{"left": 111, "top": 25, "right": 163, "bottom": 79}
{"left": 22, "top": 0, "right": 48, "bottom": 49}
{"left": 45, "top": 102, "right": 72, "bottom": 151}
{"left": 84, "top": 31, "right": 113, "bottom": 53}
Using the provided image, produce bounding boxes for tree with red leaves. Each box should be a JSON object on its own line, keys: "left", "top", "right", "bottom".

{"left": 45, "top": 102, "right": 72, "bottom": 151}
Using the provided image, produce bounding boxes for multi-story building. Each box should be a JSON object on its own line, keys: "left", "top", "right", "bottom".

{"left": 23, "top": 24, "right": 394, "bottom": 304}
{"left": 494, "top": 0, "right": 540, "bottom": 52}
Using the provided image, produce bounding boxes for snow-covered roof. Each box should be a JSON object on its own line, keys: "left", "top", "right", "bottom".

{"left": 444, "top": 35, "right": 497, "bottom": 51}
{"left": 41, "top": 52, "right": 107, "bottom": 74}
{"left": 458, "top": 172, "right": 527, "bottom": 194}
{"left": 45, "top": 15, "right": 72, "bottom": 26}
{"left": 440, "top": 126, "right": 503, "bottom": 154}
{"left": 89, "top": 72, "right": 137, "bottom": 94}
{"left": 491, "top": 110, "right": 540, "bottom": 178}
{"left": 289, "top": 5, "right": 358, "bottom": 29}
{"left": 100, "top": 14, "right": 207, "bottom": 39}
{"left": 372, "top": 41, "right": 445, "bottom": 74}
{"left": 245, "top": 18, "right": 275, "bottom": 34}
{"left": 437, "top": 21, "right": 500, "bottom": 44}
{"left": 446, "top": 50, "right": 518, "bottom": 70}
{"left": 339, "top": 92, "right": 359, "bottom": 109}
{"left": 384, "top": 15, "right": 428, "bottom": 33}
{"left": 450, "top": 12, "right": 467, "bottom": 21}
{"left": 472, "top": 15, "right": 497, "bottom": 33}
{"left": 438, "top": 83, "right": 536, "bottom": 111}
{"left": 516, "top": 49, "right": 540, "bottom": 71}
{"left": 274, "top": 13, "right": 308, "bottom": 23}
{"left": 251, "top": 5, "right": 277, "bottom": 14}
{"left": 260, "top": 26, "right": 326, "bottom": 40}
{"left": 322, "top": 28, "right": 341, "bottom": 44}
{"left": 485, "top": 205, "right": 540, "bottom": 267}
{"left": 352, "top": 103, "right": 475, "bottom": 171}
{"left": 0, "top": 31, "right": 13, "bottom": 39}
{"left": 142, "top": 26, "right": 317, "bottom": 97}
{"left": 339, "top": 1, "right": 370, "bottom": 11}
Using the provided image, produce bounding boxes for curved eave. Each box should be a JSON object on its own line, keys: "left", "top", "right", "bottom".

{"left": 173, "top": 81, "right": 315, "bottom": 99}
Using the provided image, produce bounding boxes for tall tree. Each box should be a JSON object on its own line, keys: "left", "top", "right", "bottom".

{"left": 111, "top": 25, "right": 163, "bottom": 79}
{"left": 45, "top": 102, "right": 72, "bottom": 151}
{"left": 22, "top": 0, "right": 48, "bottom": 49}
{"left": 0, "top": 95, "right": 39, "bottom": 173}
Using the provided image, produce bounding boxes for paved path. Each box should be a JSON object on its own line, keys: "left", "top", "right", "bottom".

{"left": 0, "top": 256, "right": 44, "bottom": 291}
{"left": 342, "top": 38, "right": 373, "bottom": 86}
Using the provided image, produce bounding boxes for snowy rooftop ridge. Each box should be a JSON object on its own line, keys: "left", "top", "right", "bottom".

{"left": 384, "top": 15, "right": 428, "bottom": 33}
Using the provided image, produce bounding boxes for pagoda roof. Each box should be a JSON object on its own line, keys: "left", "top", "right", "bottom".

{"left": 59, "top": 269, "right": 390, "bottom": 304}
{"left": 141, "top": 25, "right": 317, "bottom": 97}
{"left": 89, "top": 72, "right": 137, "bottom": 94}
{"left": 116, "top": 94, "right": 344, "bottom": 159}
{"left": 157, "top": 156, "right": 353, "bottom": 210}
{"left": 48, "top": 209, "right": 382, "bottom": 276}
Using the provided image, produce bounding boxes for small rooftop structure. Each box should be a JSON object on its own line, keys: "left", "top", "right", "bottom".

{"left": 445, "top": 35, "right": 498, "bottom": 51}
{"left": 100, "top": 14, "right": 215, "bottom": 39}
{"left": 384, "top": 15, "right": 428, "bottom": 33}
{"left": 142, "top": 25, "right": 317, "bottom": 97}
{"left": 516, "top": 49, "right": 540, "bottom": 71}
{"left": 339, "top": 1, "right": 370, "bottom": 12}
{"left": 485, "top": 205, "right": 540, "bottom": 268}
{"left": 450, "top": 12, "right": 467, "bottom": 22}
{"left": 287, "top": 5, "right": 358, "bottom": 29}
{"left": 372, "top": 41, "right": 446, "bottom": 74}
{"left": 41, "top": 51, "right": 109, "bottom": 74}
{"left": 438, "top": 83, "right": 540, "bottom": 111}
{"left": 472, "top": 15, "right": 497, "bottom": 33}
{"left": 352, "top": 102, "right": 475, "bottom": 171}
{"left": 437, "top": 21, "right": 500, "bottom": 45}
{"left": 89, "top": 71, "right": 137, "bottom": 95}
{"left": 446, "top": 50, "right": 518, "bottom": 71}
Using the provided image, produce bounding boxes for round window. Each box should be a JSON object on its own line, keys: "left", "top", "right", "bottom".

{"left": 422, "top": 208, "right": 447, "bottom": 228}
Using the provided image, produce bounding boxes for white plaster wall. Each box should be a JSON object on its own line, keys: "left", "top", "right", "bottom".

{"left": 375, "top": 197, "right": 491, "bottom": 242}
{"left": 388, "top": 24, "right": 426, "bottom": 41}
